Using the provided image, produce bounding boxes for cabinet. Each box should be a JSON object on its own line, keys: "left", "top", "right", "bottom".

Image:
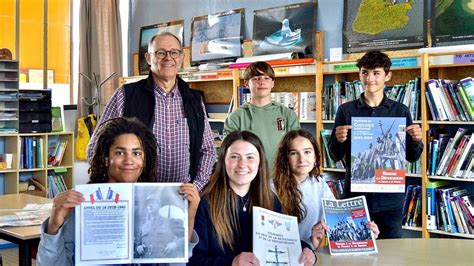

{"left": 0, "top": 132, "right": 74, "bottom": 198}
{"left": 18, "top": 89, "right": 52, "bottom": 133}
{"left": 0, "top": 60, "right": 19, "bottom": 133}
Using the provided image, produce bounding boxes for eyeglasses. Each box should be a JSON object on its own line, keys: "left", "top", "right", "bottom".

{"left": 151, "top": 49, "right": 182, "bottom": 59}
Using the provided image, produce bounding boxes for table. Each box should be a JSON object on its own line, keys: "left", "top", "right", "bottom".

{"left": 316, "top": 238, "right": 474, "bottom": 265}
{"left": 0, "top": 194, "right": 52, "bottom": 266}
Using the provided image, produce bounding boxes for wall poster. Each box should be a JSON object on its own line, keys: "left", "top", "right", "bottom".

{"left": 190, "top": 9, "right": 244, "bottom": 65}
{"left": 431, "top": 0, "right": 474, "bottom": 47}
{"left": 252, "top": 2, "right": 316, "bottom": 57}
{"left": 343, "top": 0, "right": 426, "bottom": 53}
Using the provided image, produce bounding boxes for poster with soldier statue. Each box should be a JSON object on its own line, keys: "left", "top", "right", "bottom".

{"left": 322, "top": 196, "right": 378, "bottom": 255}
{"left": 75, "top": 183, "right": 188, "bottom": 265}
{"left": 351, "top": 117, "right": 406, "bottom": 193}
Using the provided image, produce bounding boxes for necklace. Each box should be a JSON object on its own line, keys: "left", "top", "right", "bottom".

{"left": 240, "top": 196, "right": 250, "bottom": 212}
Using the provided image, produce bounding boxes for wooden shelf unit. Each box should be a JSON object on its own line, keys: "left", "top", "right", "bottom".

{"left": 0, "top": 132, "right": 74, "bottom": 198}
{"left": 122, "top": 41, "right": 474, "bottom": 239}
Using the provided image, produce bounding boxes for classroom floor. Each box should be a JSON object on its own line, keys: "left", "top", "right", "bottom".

{"left": 0, "top": 247, "right": 36, "bottom": 266}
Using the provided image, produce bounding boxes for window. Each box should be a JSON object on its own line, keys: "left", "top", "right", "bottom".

{"left": 5, "top": 0, "right": 71, "bottom": 105}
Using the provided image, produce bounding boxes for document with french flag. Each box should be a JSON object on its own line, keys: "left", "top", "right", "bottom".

{"left": 75, "top": 183, "right": 188, "bottom": 265}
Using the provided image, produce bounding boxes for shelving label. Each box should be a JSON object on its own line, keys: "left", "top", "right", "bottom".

{"left": 391, "top": 57, "right": 418, "bottom": 68}
{"left": 274, "top": 67, "right": 289, "bottom": 75}
{"left": 453, "top": 54, "right": 474, "bottom": 64}
{"left": 333, "top": 63, "right": 357, "bottom": 72}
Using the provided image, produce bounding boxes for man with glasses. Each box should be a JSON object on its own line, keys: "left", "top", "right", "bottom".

{"left": 87, "top": 32, "right": 217, "bottom": 192}
{"left": 223, "top": 61, "right": 300, "bottom": 168}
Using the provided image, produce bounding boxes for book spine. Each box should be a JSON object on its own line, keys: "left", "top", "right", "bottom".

{"left": 446, "top": 135, "right": 469, "bottom": 176}
{"left": 425, "top": 88, "right": 440, "bottom": 120}
{"left": 460, "top": 77, "right": 474, "bottom": 111}
{"left": 457, "top": 83, "right": 474, "bottom": 119}
{"left": 431, "top": 139, "right": 439, "bottom": 175}
{"left": 426, "top": 186, "right": 436, "bottom": 230}
{"left": 454, "top": 197, "right": 469, "bottom": 233}
{"left": 436, "top": 138, "right": 454, "bottom": 176}
{"left": 447, "top": 83, "right": 467, "bottom": 121}
{"left": 437, "top": 189, "right": 448, "bottom": 231}
{"left": 443, "top": 190, "right": 458, "bottom": 233}
{"left": 426, "top": 79, "right": 449, "bottom": 121}
{"left": 450, "top": 199, "right": 464, "bottom": 234}
{"left": 441, "top": 83, "right": 460, "bottom": 120}
{"left": 402, "top": 185, "right": 414, "bottom": 225}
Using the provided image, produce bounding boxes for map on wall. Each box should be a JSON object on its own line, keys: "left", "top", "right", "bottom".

{"left": 343, "top": 0, "right": 426, "bottom": 53}
{"left": 431, "top": 0, "right": 474, "bottom": 47}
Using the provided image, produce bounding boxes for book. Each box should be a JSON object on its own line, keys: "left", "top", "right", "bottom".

{"left": 459, "top": 195, "right": 474, "bottom": 225}
{"left": 446, "top": 135, "right": 470, "bottom": 176}
{"left": 252, "top": 206, "right": 303, "bottom": 265}
{"left": 350, "top": 117, "right": 406, "bottom": 193}
{"left": 299, "top": 92, "right": 316, "bottom": 121}
{"left": 321, "top": 196, "right": 378, "bottom": 256}
{"left": 441, "top": 187, "right": 460, "bottom": 233}
{"left": 412, "top": 187, "right": 423, "bottom": 227}
{"left": 405, "top": 186, "right": 421, "bottom": 227}
{"left": 436, "top": 128, "right": 469, "bottom": 176}
{"left": 461, "top": 195, "right": 474, "bottom": 218}
{"left": 402, "top": 185, "right": 415, "bottom": 225}
{"left": 0, "top": 153, "right": 13, "bottom": 169}
{"left": 457, "top": 82, "right": 474, "bottom": 120}
{"left": 75, "top": 183, "right": 188, "bottom": 265}
{"left": 425, "top": 89, "right": 440, "bottom": 120}
{"left": 440, "top": 80, "right": 460, "bottom": 120}
{"left": 426, "top": 79, "right": 449, "bottom": 121}
{"left": 459, "top": 77, "right": 474, "bottom": 112}
{"left": 321, "top": 129, "right": 336, "bottom": 168}
{"left": 436, "top": 189, "right": 449, "bottom": 231}
{"left": 51, "top": 106, "right": 64, "bottom": 132}
{"left": 426, "top": 181, "right": 449, "bottom": 230}
{"left": 430, "top": 139, "right": 439, "bottom": 175}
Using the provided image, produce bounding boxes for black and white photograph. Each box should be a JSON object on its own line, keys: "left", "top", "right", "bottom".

{"left": 133, "top": 183, "right": 188, "bottom": 263}
{"left": 190, "top": 9, "right": 243, "bottom": 65}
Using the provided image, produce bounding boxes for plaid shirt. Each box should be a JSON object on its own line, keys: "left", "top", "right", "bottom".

{"left": 87, "top": 81, "right": 217, "bottom": 191}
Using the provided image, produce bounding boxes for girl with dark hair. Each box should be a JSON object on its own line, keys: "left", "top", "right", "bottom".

{"left": 37, "top": 117, "right": 200, "bottom": 265}
{"left": 273, "top": 129, "right": 379, "bottom": 250}
{"left": 88, "top": 117, "right": 158, "bottom": 183}
{"left": 189, "top": 130, "right": 315, "bottom": 266}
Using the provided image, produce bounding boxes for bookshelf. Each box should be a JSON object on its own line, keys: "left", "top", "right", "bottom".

{"left": 0, "top": 60, "right": 19, "bottom": 133}
{"left": 318, "top": 47, "right": 474, "bottom": 239}
{"left": 0, "top": 132, "right": 74, "bottom": 198}
{"left": 420, "top": 48, "right": 474, "bottom": 239}
{"left": 121, "top": 41, "right": 473, "bottom": 239}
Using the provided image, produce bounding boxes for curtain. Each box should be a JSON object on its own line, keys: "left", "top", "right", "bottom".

{"left": 78, "top": 0, "right": 122, "bottom": 117}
